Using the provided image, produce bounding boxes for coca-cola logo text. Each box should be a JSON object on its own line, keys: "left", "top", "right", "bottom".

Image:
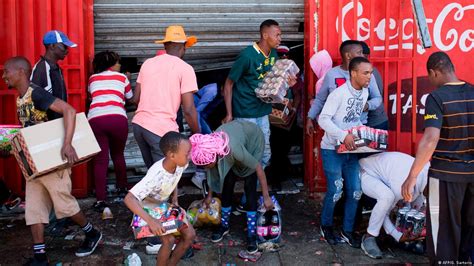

{"left": 336, "top": 2, "right": 474, "bottom": 54}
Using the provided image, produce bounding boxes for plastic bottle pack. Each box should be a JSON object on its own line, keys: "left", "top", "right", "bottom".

{"left": 186, "top": 197, "right": 221, "bottom": 227}
{"left": 256, "top": 195, "right": 282, "bottom": 243}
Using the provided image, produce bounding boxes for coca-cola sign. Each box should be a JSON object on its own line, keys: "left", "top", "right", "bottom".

{"left": 336, "top": 2, "right": 474, "bottom": 54}
{"left": 326, "top": 0, "right": 474, "bottom": 134}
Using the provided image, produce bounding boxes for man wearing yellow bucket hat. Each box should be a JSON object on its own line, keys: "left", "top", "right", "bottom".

{"left": 132, "top": 25, "right": 200, "bottom": 171}
{"left": 155, "top": 25, "right": 197, "bottom": 48}
{"left": 130, "top": 25, "right": 201, "bottom": 259}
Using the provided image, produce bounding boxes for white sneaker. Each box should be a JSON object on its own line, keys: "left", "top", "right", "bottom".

{"left": 145, "top": 243, "right": 162, "bottom": 255}
{"left": 191, "top": 171, "right": 207, "bottom": 190}
{"left": 145, "top": 243, "right": 176, "bottom": 255}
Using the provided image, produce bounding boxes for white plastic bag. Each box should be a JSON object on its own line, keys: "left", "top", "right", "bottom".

{"left": 125, "top": 253, "right": 142, "bottom": 266}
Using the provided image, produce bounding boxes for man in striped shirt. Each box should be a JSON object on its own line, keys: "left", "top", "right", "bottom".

{"left": 402, "top": 52, "right": 473, "bottom": 264}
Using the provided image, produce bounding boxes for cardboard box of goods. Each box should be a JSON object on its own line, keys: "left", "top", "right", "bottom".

{"left": 10, "top": 113, "right": 101, "bottom": 180}
{"left": 131, "top": 203, "right": 187, "bottom": 239}
{"left": 269, "top": 99, "right": 296, "bottom": 130}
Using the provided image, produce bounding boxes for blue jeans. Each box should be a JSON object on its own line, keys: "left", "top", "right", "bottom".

{"left": 194, "top": 83, "right": 218, "bottom": 134}
{"left": 234, "top": 115, "right": 271, "bottom": 168}
{"left": 320, "top": 149, "right": 362, "bottom": 232}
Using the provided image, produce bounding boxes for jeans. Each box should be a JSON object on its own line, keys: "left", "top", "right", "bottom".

{"left": 132, "top": 123, "right": 164, "bottom": 169}
{"left": 234, "top": 115, "right": 271, "bottom": 168}
{"left": 320, "top": 149, "right": 361, "bottom": 232}
{"left": 194, "top": 83, "right": 218, "bottom": 134}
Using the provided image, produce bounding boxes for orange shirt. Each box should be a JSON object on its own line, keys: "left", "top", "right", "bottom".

{"left": 132, "top": 54, "right": 198, "bottom": 137}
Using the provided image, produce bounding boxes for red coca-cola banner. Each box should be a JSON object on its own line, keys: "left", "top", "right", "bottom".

{"left": 319, "top": 0, "right": 473, "bottom": 152}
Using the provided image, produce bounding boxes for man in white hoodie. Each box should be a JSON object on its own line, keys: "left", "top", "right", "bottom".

{"left": 359, "top": 152, "right": 429, "bottom": 259}
{"left": 318, "top": 56, "right": 372, "bottom": 248}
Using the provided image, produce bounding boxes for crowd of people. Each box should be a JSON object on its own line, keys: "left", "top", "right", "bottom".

{"left": 1, "top": 18, "right": 473, "bottom": 266}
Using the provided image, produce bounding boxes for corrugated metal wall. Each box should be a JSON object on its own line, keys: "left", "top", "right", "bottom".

{"left": 94, "top": 0, "right": 304, "bottom": 71}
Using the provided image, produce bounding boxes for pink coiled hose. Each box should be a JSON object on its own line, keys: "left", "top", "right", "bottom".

{"left": 189, "top": 132, "right": 230, "bottom": 165}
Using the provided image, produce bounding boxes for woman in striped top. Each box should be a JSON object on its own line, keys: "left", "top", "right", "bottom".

{"left": 88, "top": 51, "right": 133, "bottom": 210}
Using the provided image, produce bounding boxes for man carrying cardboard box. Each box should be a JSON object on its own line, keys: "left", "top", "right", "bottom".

{"left": 2, "top": 57, "right": 102, "bottom": 265}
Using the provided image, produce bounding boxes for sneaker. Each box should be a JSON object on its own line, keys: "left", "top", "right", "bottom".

{"left": 247, "top": 235, "right": 258, "bottom": 254}
{"left": 341, "top": 230, "right": 361, "bottom": 248}
{"left": 361, "top": 235, "right": 382, "bottom": 259}
{"left": 92, "top": 201, "right": 108, "bottom": 212}
{"left": 145, "top": 243, "right": 162, "bottom": 255}
{"left": 145, "top": 237, "right": 162, "bottom": 255}
{"left": 320, "top": 225, "right": 337, "bottom": 245}
{"left": 75, "top": 231, "right": 103, "bottom": 257}
{"left": 236, "top": 204, "right": 247, "bottom": 213}
{"left": 211, "top": 226, "right": 229, "bottom": 243}
{"left": 191, "top": 171, "right": 206, "bottom": 190}
{"left": 23, "top": 257, "right": 49, "bottom": 266}
{"left": 4, "top": 196, "right": 21, "bottom": 210}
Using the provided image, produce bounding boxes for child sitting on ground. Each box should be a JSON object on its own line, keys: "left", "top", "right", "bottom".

{"left": 124, "top": 131, "right": 195, "bottom": 266}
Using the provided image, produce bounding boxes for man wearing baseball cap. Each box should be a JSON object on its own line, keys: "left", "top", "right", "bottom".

{"left": 31, "top": 30, "right": 77, "bottom": 120}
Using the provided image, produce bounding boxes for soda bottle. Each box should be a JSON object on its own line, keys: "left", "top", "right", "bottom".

{"left": 257, "top": 213, "right": 268, "bottom": 239}
{"left": 186, "top": 208, "right": 198, "bottom": 225}
{"left": 265, "top": 211, "right": 274, "bottom": 240}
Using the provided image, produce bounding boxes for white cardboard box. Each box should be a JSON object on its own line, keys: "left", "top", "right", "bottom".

{"left": 11, "top": 112, "right": 101, "bottom": 180}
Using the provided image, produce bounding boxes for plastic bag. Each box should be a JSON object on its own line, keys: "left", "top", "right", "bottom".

{"left": 186, "top": 197, "right": 221, "bottom": 227}
{"left": 124, "top": 253, "right": 142, "bottom": 266}
{"left": 0, "top": 125, "right": 21, "bottom": 152}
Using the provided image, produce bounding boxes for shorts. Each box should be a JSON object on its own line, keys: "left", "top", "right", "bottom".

{"left": 25, "top": 168, "right": 81, "bottom": 225}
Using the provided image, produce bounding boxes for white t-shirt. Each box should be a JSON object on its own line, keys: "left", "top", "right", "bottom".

{"left": 129, "top": 159, "right": 188, "bottom": 202}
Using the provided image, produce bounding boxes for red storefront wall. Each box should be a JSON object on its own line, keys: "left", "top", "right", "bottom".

{"left": 304, "top": 0, "right": 474, "bottom": 194}
{"left": 0, "top": 0, "right": 95, "bottom": 197}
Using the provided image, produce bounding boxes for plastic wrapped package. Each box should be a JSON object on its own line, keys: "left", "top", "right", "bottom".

{"left": 131, "top": 202, "right": 187, "bottom": 239}
{"left": 336, "top": 125, "right": 389, "bottom": 153}
{"left": 0, "top": 125, "right": 21, "bottom": 153}
{"left": 186, "top": 197, "right": 221, "bottom": 227}
{"left": 255, "top": 59, "right": 300, "bottom": 103}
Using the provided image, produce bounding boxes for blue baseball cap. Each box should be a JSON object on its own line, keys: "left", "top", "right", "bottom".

{"left": 43, "top": 30, "right": 77, "bottom": 47}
